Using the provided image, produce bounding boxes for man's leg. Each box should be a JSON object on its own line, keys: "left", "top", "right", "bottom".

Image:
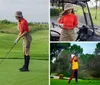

{"left": 24, "top": 48, "right": 30, "bottom": 70}
{"left": 68, "top": 70, "right": 75, "bottom": 83}
{"left": 74, "top": 70, "right": 78, "bottom": 83}
{"left": 19, "top": 41, "right": 26, "bottom": 70}
{"left": 19, "top": 38, "right": 31, "bottom": 71}
{"left": 19, "top": 48, "right": 29, "bottom": 71}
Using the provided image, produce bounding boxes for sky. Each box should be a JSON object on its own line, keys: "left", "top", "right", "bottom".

{"left": 0, "top": 0, "right": 49, "bottom": 22}
{"left": 71, "top": 42, "right": 98, "bottom": 54}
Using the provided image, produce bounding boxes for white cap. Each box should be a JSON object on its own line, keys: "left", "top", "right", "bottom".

{"left": 71, "top": 54, "right": 75, "bottom": 59}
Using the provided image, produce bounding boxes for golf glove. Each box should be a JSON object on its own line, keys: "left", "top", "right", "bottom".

{"left": 14, "top": 39, "right": 18, "bottom": 44}
{"left": 59, "top": 24, "right": 63, "bottom": 28}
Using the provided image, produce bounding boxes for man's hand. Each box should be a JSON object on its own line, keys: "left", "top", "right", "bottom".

{"left": 14, "top": 39, "right": 18, "bottom": 44}
{"left": 76, "top": 26, "right": 80, "bottom": 29}
{"left": 74, "top": 59, "right": 78, "bottom": 62}
{"left": 14, "top": 37, "right": 20, "bottom": 44}
{"left": 59, "top": 24, "right": 63, "bottom": 28}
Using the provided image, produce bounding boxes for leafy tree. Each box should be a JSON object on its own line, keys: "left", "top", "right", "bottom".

{"left": 70, "top": 44, "right": 83, "bottom": 56}
{"left": 50, "top": 43, "right": 71, "bottom": 59}
{"left": 80, "top": 54, "right": 95, "bottom": 65}
{"left": 88, "top": 55, "right": 100, "bottom": 78}
{"left": 94, "top": 43, "right": 100, "bottom": 56}
{"left": 57, "top": 43, "right": 71, "bottom": 50}
{"left": 50, "top": 8, "right": 62, "bottom": 16}
{"left": 96, "top": 43, "right": 100, "bottom": 49}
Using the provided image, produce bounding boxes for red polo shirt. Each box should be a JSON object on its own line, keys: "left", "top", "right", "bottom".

{"left": 58, "top": 13, "right": 78, "bottom": 30}
{"left": 19, "top": 18, "right": 29, "bottom": 34}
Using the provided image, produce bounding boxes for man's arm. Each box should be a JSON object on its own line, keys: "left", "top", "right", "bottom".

{"left": 15, "top": 31, "right": 28, "bottom": 43}
{"left": 19, "top": 31, "right": 28, "bottom": 38}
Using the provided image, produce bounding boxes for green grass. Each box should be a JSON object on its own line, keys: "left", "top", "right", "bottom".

{"left": 0, "top": 59, "right": 48, "bottom": 85}
{"left": 0, "top": 23, "right": 48, "bottom": 85}
{"left": 75, "top": 6, "right": 100, "bottom": 26}
{"left": 0, "top": 30, "right": 48, "bottom": 59}
{"left": 51, "top": 79, "right": 100, "bottom": 85}
{"left": 0, "top": 23, "right": 48, "bottom": 60}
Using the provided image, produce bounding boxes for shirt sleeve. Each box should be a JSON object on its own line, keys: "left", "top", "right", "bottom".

{"left": 74, "top": 15, "right": 78, "bottom": 27}
{"left": 58, "top": 16, "right": 64, "bottom": 24}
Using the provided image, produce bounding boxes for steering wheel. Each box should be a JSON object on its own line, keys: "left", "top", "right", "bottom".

{"left": 50, "top": 30, "right": 61, "bottom": 41}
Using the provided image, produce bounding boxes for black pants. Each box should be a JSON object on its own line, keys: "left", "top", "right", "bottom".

{"left": 74, "top": 70, "right": 78, "bottom": 82}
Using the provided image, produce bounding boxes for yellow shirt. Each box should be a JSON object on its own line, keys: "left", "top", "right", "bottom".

{"left": 72, "top": 57, "right": 78, "bottom": 70}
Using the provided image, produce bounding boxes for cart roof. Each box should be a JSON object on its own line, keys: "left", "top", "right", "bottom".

{"left": 51, "top": 0, "right": 90, "bottom": 3}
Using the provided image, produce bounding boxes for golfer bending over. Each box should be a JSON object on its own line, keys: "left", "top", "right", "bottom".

{"left": 15, "top": 11, "right": 32, "bottom": 71}
{"left": 68, "top": 54, "right": 78, "bottom": 84}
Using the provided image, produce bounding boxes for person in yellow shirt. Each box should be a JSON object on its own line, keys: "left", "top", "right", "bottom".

{"left": 68, "top": 54, "right": 78, "bottom": 84}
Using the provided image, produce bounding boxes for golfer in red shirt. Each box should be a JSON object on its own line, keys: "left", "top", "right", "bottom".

{"left": 58, "top": 3, "right": 79, "bottom": 41}
{"left": 15, "top": 11, "right": 32, "bottom": 71}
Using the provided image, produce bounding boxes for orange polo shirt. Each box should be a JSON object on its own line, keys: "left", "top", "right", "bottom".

{"left": 58, "top": 13, "right": 78, "bottom": 30}
{"left": 19, "top": 18, "right": 29, "bottom": 34}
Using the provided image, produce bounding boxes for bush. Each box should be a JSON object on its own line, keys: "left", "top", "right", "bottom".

{"left": 63, "top": 72, "right": 71, "bottom": 77}
{"left": 28, "top": 22, "right": 33, "bottom": 26}
{"left": 50, "top": 8, "right": 62, "bottom": 16}
{"left": 88, "top": 56, "right": 100, "bottom": 78}
{"left": 0, "top": 19, "right": 16, "bottom": 24}
{"left": 29, "top": 23, "right": 48, "bottom": 33}
{"left": 78, "top": 70, "right": 90, "bottom": 79}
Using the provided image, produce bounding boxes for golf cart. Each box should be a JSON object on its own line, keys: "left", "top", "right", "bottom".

{"left": 50, "top": 0, "right": 100, "bottom": 41}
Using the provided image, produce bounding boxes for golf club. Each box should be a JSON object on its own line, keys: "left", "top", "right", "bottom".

{"left": 0, "top": 43, "right": 17, "bottom": 64}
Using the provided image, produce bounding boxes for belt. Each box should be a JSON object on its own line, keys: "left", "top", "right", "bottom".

{"left": 63, "top": 28, "right": 74, "bottom": 30}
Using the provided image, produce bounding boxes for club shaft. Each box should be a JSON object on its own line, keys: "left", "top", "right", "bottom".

{"left": 0, "top": 43, "right": 16, "bottom": 64}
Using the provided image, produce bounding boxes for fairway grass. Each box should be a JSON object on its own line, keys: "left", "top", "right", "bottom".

{"left": 0, "top": 30, "right": 48, "bottom": 60}
{"left": 0, "top": 23, "right": 48, "bottom": 85}
{"left": 0, "top": 59, "right": 48, "bottom": 85}
{"left": 51, "top": 79, "right": 100, "bottom": 85}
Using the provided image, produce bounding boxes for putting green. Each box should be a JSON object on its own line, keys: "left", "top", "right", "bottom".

{"left": 0, "top": 59, "right": 48, "bottom": 85}
{"left": 51, "top": 79, "right": 100, "bottom": 85}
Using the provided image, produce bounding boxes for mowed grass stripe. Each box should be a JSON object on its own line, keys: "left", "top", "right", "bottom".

{"left": 0, "top": 59, "right": 48, "bottom": 85}
{"left": 0, "top": 30, "right": 48, "bottom": 59}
